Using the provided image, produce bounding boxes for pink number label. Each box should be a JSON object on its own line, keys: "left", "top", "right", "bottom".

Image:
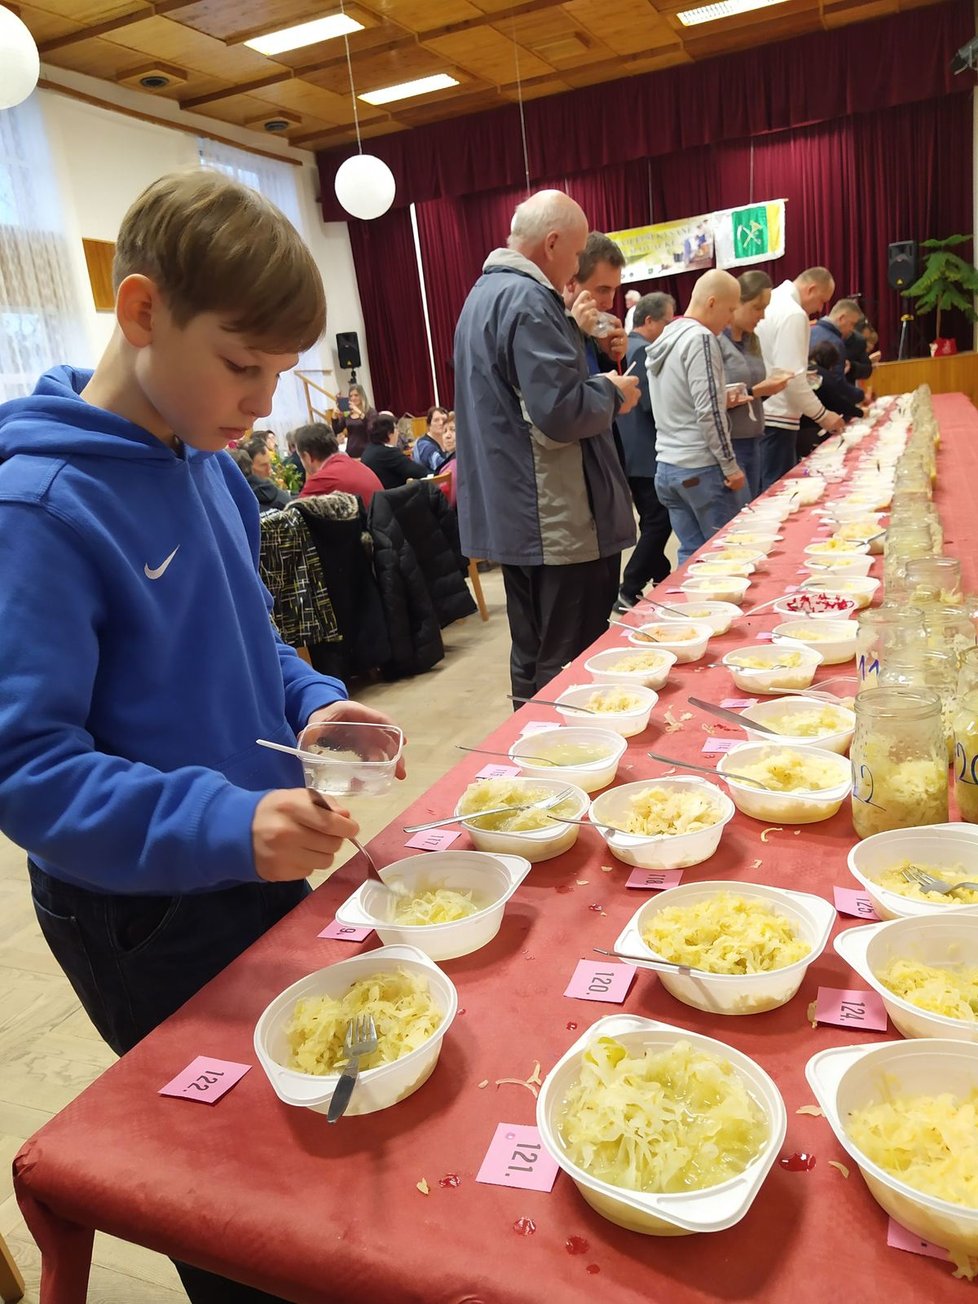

{"left": 815, "top": 987, "right": 888, "bottom": 1032}
{"left": 563, "top": 960, "right": 636, "bottom": 1003}
{"left": 832, "top": 887, "right": 880, "bottom": 920}
{"left": 159, "top": 1056, "right": 250, "bottom": 1104}
{"left": 318, "top": 920, "right": 373, "bottom": 942}
{"left": 626, "top": 867, "right": 684, "bottom": 890}
{"left": 476, "top": 1123, "right": 559, "bottom": 1191}
{"left": 405, "top": 828, "right": 461, "bottom": 851}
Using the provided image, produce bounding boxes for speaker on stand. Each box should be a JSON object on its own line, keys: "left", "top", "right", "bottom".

{"left": 887, "top": 242, "right": 926, "bottom": 360}
{"left": 336, "top": 331, "right": 362, "bottom": 385}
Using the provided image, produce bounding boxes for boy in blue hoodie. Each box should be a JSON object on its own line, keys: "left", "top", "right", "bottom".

{"left": 0, "top": 171, "right": 403, "bottom": 1298}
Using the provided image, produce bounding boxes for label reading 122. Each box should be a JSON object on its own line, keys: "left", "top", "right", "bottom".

{"left": 476, "top": 1122, "right": 560, "bottom": 1191}
{"left": 159, "top": 1056, "right": 251, "bottom": 1105}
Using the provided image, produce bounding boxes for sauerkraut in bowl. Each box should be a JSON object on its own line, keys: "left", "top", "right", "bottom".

{"left": 848, "top": 825, "right": 978, "bottom": 920}
{"left": 589, "top": 777, "right": 735, "bottom": 870}
{"left": 456, "top": 776, "right": 590, "bottom": 862}
{"left": 538, "top": 1015, "right": 786, "bottom": 1234}
{"left": 717, "top": 742, "right": 852, "bottom": 823}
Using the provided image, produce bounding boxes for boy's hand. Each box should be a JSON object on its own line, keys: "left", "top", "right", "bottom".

{"left": 252, "top": 789, "right": 359, "bottom": 881}
{"left": 306, "top": 700, "right": 407, "bottom": 779}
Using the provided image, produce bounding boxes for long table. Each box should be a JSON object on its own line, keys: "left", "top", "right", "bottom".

{"left": 14, "top": 394, "right": 978, "bottom": 1303}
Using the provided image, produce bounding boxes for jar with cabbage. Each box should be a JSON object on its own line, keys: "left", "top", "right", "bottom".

{"left": 856, "top": 606, "right": 925, "bottom": 690}
{"left": 954, "top": 649, "right": 978, "bottom": 823}
{"left": 879, "top": 647, "right": 956, "bottom": 762}
{"left": 916, "top": 604, "right": 976, "bottom": 668}
{"left": 851, "top": 688, "right": 948, "bottom": 838}
{"left": 882, "top": 523, "right": 935, "bottom": 602}
{"left": 904, "top": 556, "right": 961, "bottom": 608}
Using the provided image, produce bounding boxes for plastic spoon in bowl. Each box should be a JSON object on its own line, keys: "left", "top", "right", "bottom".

{"left": 507, "top": 694, "right": 599, "bottom": 714}
{"left": 686, "top": 697, "right": 781, "bottom": 737}
{"left": 645, "top": 750, "right": 841, "bottom": 802}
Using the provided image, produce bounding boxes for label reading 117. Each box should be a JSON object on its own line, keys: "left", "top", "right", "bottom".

{"left": 476, "top": 1123, "right": 560, "bottom": 1191}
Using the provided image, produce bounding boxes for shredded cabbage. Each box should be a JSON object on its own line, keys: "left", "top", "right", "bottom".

{"left": 636, "top": 625, "right": 700, "bottom": 643}
{"left": 621, "top": 785, "right": 722, "bottom": 836}
{"left": 763, "top": 707, "right": 850, "bottom": 737}
{"left": 458, "top": 779, "right": 577, "bottom": 830}
{"left": 557, "top": 1037, "right": 767, "bottom": 1193}
{"left": 877, "top": 958, "right": 978, "bottom": 1021}
{"left": 284, "top": 968, "right": 440, "bottom": 1074}
{"left": 730, "top": 651, "right": 805, "bottom": 669}
{"left": 607, "top": 652, "right": 668, "bottom": 672}
{"left": 851, "top": 752, "right": 948, "bottom": 838}
{"left": 392, "top": 886, "right": 481, "bottom": 926}
{"left": 641, "top": 892, "right": 810, "bottom": 973}
{"left": 846, "top": 1088, "right": 978, "bottom": 1210}
{"left": 584, "top": 688, "right": 643, "bottom": 713}
{"left": 733, "top": 750, "right": 843, "bottom": 793}
{"left": 875, "top": 860, "right": 978, "bottom": 905}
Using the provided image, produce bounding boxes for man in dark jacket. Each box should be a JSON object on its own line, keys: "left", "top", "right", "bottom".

{"left": 615, "top": 292, "right": 675, "bottom": 611}
{"left": 809, "top": 299, "right": 862, "bottom": 382}
{"left": 453, "top": 189, "right": 639, "bottom": 699}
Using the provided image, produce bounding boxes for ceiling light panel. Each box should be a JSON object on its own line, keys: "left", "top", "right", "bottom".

{"left": 359, "top": 74, "right": 459, "bottom": 106}
{"left": 245, "top": 14, "right": 363, "bottom": 56}
{"left": 677, "top": 0, "right": 789, "bottom": 27}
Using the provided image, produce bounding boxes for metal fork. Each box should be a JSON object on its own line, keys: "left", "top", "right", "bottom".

{"left": 403, "top": 785, "right": 575, "bottom": 833}
{"left": 327, "top": 1014, "right": 378, "bottom": 1124}
{"left": 902, "top": 867, "right": 978, "bottom": 897}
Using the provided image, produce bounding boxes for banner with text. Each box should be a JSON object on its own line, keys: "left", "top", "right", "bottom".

{"left": 608, "top": 200, "right": 786, "bottom": 283}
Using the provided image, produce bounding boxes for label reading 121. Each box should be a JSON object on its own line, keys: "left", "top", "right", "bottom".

{"left": 476, "top": 1123, "right": 560, "bottom": 1191}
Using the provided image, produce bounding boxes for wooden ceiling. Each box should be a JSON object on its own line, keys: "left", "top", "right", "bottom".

{"left": 23, "top": 0, "right": 948, "bottom": 152}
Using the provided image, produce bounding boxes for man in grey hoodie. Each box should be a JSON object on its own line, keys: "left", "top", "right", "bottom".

{"left": 647, "top": 270, "right": 746, "bottom": 563}
{"left": 454, "top": 190, "right": 639, "bottom": 699}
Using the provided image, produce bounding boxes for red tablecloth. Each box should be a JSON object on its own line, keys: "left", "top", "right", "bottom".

{"left": 15, "top": 395, "right": 978, "bottom": 1303}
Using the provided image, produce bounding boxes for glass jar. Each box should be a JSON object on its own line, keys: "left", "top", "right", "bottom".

{"left": 879, "top": 648, "right": 957, "bottom": 761}
{"left": 904, "top": 556, "right": 961, "bottom": 607}
{"left": 883, "top": 523, "right": 935, "bottom": 601}
{"left": 850, "top": 688, "right": 948, "bottom": 838}
{"left": 855, "top": 607, "right": 926, "bottom": 690}
{"left": 953, "top": 687, "right": 978, "bottom": 823}
{"left": 917, "top": 605, "right": 977, "bottom": 667}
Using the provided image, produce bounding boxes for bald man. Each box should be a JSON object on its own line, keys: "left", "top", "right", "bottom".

{"left": 646, "top": 270, "right": 747, "bottom": 563}
{"left": 454, "top": 188, "right": 640, "bottom": 699}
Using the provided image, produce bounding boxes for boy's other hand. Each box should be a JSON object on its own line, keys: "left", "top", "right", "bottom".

{"left": 252, "top": 789, "right": 359, "bottom": 881}
{"left": 306, "top": 700, "right": 407, "bottom": 779}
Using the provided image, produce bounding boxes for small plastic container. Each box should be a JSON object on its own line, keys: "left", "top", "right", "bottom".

{"left": 846, "top": 824, "right": 978, "bottom": 920}
{"left": 772, "top": 618, "right": 857, "bottom": 665}
{"left": 738, "top": 696, "right": 856, "bottom": 756}
{"left": 254, "top": 945, "right": 457, "bottom": 1116}
{"left": 799, "top": 575, "right": 880, "bottom": 610}
{"left": 716, "top": 741, "right": 852, "bottom": 823}
{"left": 771, "top": 593, "right": 857, "bottom": 622}
{"left": 455, "top": 777, "right": 590, "bottom": 862}
{"left": 704, "top": 546, "right": 767, "bottom": 570}
{"left": 536, "top": 1015, "right": 786, "bottom": 1235}
{"left": 555, "top": 683, "right": 656, "bottom": 736}
{"left": 721, "top": 529, "right": 781, "bottom": 553}
{"left": 297, "top": 721, "right": 404, "bottom": 797}
{"left": 679, "top": 576, "right": 751, "bottom": 605}
{"left": 834, "top": 911, "right": 978, "bottom": 1041}
{"left": 588, "top": 776, "right": 734, "bottom": 870}
{"left": 508, "top": 726, "right": 627, "bottom": 794}
{"left": 657, "top": 600, "right": 741, "bottom": 635}
{"left": 626, "top": 621, "right": 712, "bottom": 663}
{"left": 584, "top": 645, "right": 677, "bottom": 690}
{"left": 333, "top": 851, "right": 531, "bottom": 961}
{"left": 615, "top": 880, "right": 836, "bottom": 1014}
{"left": 721, "top": 644, "right": 823, "bottom": 694}
{"left": 688, "top": 558, "right": 756, "bottom": 579}
{"left": 805, "top": 1039, "right": 978, "bottom": 1270}
{"left": 802, "top": 554, "right": 874, "bottom": 579}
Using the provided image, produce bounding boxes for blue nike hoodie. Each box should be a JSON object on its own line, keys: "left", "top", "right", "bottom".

{"left": 0, "top": 367, "right": 347, "bottom": 894}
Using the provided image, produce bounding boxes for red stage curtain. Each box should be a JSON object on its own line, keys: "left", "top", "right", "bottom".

{"left": 318, "top": 3, "right": 972, "bottom": 219}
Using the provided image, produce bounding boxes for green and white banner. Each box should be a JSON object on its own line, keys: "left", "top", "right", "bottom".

{"left": 713, "top": 200, "right": 786, "bottom": 269}
{"left": 608, "top": 199, "right": 786, "bottom": 282}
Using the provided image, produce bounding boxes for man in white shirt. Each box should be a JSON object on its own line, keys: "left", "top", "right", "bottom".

{"left": 623, "top": 288, "right": 641, "bottom": 333}
{"left": 755, "top": 267, "right": 845, "bottom": 490}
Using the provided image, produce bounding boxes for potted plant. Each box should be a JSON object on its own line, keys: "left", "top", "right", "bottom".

{"left": 903, "top": 234, "right": 978, "bottom": 356}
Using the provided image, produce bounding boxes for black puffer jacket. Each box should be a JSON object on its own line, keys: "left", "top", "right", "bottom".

{"left": 368, "top": 482, "right": 477, "bottom": 677}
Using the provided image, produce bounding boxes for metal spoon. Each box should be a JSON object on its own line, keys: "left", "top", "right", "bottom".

{"left": 686, "top": 696, "right": 781, "bottom": 737}
{"left": 507, "top": 694, "right": 598, "bottom": 714}
{"left": 593, "top": 946, "right": 711, "bottom": 978}
{"left": 645, "top": 750, "right": 841, "bottom": 802}
{"left": 403, "top": 785, "right": 575, "bottom": 834}
{"left": 456, "top": 744, "right": 554, "bottom": 765}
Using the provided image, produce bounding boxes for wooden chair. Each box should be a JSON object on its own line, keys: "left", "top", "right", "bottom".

{"left": 431, "top": 472, "right": 489, "bottom": 622}
{"left": 0, "top": 1232, "right": 24, "bottom": 1304}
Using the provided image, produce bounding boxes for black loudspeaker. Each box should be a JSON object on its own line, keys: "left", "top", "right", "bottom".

{"left": 336, "top": 331, "right": 361, "bottom": 370}
{"left": 887, "top": 241, "right": 919, "bottom": 291}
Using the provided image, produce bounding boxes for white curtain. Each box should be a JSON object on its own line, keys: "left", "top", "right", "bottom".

{"left": 197, "top": 138, "right": 320, "bottom": 443}
{"left": 0, "top": 97, "right": 90, "bottom": 402}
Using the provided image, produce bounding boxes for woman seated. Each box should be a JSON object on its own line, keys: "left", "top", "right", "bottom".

{"left": 413, "top": 405, "right": 453, "bottom": 472}
{"left": 361, "top": 412, "right": 429, "bottom": 490}
{"left": 331, "top": 383, "right": 375, "bottom": 459}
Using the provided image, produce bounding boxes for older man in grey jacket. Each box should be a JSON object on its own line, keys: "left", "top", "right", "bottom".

{"left": 454, "top": 190, "right": 639, "bottom": 699}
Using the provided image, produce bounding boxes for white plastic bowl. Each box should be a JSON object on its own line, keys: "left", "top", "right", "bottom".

{"left": 721, "top": 529, "right": 781, "bottom": 553}
{"left": 679, "top": 576, "right": 751, "bottom": 605}
{"left": 254, "top": 944, "right": 457, "bottom": 1116}
{"left": 537, "top": 1015, "right": 786, "bottom": 1235}
{"left": 721, "top": 643, "right": 823, "bottom": 694}
{"left": 804, "top": 539, "right": 870, "bottom": 558}
{"left": 627, "top": 620, "right": 712, "bottom": 663}
{"left": 799, "top": 575, "right": 880, "bottom": 610}
{"left": 588, "top": 776, "right": 734, "bottom": 870}
{"left": 834, "top": 911, "right": 978, "bottom": 1041}
{"left": 615, "top": 880, "right": 836, "bottom": 1014}
{"left": 738, "top": 696, "right": 855, "bottom": 755}
{"left": 806, "top": 1039, "right": 978, "bottom": 1269}
{"left": 584, "top": 645, "right": 677, "bottom": 690}
{"left": 717, "top": 741, "right": 852, "bottom": 823}
{"left": 334, "top": 851, "right": 531, "bottom": 961}
{"left": 847, "top": 824, "right": 978, "bottom": 920}
{"left": 508, "top": 726, "right": 627, "bottom": 794}
{"left": 456, "top": 777, "right": 590, "bottom": 862}
{"left": 705, "top": 546, "right": 767, "bottom": 570}
{"left": 772, "top": 618, "right": 858, "bottom": 665}
{"left": 802, "top": 554, "right": 875, "bottom": 579}
{"left": 655, "top": 600, "right": 741, "bottom": 635}
{"left": 688, "top": 558, "right": 756, "bottom": 579}
{"left": 791, "top": 476, "right": 826, "bottom": 506}
{"left": 555, "top": 683, "right": 656, "bottom": 736}
{"left": 771, "top": 593, "right": 857, "bottom": 622}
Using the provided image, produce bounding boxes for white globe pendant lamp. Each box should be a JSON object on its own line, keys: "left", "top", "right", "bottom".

{"left": 0, "top": 5, "right": 40, "bottom": 110}
{"left": 334, "top": 153, "right": 395, "bottom": 221}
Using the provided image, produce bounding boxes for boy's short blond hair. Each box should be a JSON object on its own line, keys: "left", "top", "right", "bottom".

{"left": 113, "top": 170, "right": 326, "bottom": 353}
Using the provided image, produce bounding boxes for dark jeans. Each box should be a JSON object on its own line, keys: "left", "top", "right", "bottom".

{"left": 502, "top": 555, "right": 621, "bottom": 699}
{"left": 732, "top": 437, "right": 763, "bottom": 502}
{"left": 28, "top": 862, "right": 308, "bottom": 1304}
{"left": 620, "top": 475, "right": 673, "bottom": 601}
{"left": 760, "top": 426, "right": 798, "bottom": 491}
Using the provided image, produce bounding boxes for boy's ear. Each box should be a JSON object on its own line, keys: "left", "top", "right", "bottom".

{"left": 115, "top": 274, "right": 159, "bottom": 348}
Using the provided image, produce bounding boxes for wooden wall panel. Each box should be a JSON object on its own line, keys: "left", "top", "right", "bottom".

{"left": 873, "top": 353, "right": 978, "bottom": 411}
{"left": 82, "top": 239, "right": 115, "bottom": 313}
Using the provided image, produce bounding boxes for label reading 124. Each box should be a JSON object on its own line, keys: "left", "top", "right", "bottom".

{"left": 476, "top": 1122, "right": 560, "bottom": 1191}
{"left": 815, "top": 986, "right": 888, "bottom": 1032}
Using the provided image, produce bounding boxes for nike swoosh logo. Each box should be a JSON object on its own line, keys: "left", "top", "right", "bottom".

{"left": 144, "top": 546, "right": 179, "bottom": 580}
